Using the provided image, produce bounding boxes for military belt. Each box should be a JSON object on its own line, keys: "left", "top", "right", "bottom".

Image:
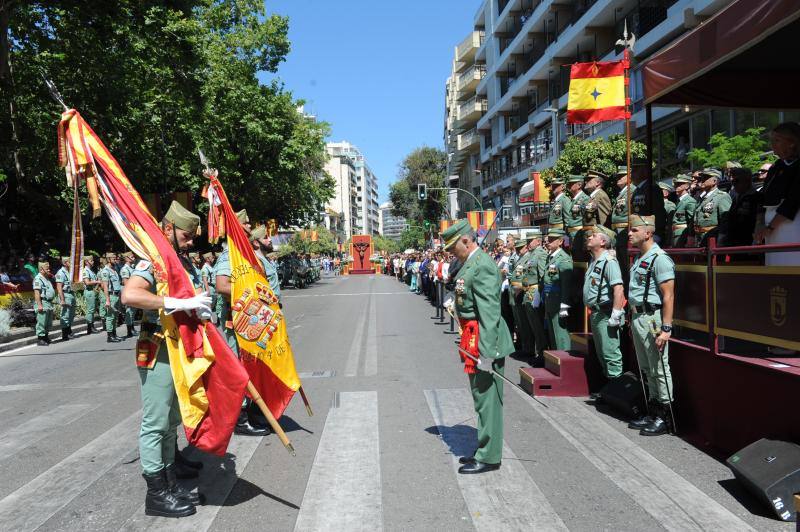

{"left": 580, "top": 225, "right": 595, "bottom": 231}
{"left": 549, "top": 223, "right": 564, "bottom": 229}
{"left": 612, "top": 222, "right": 629, "bottom": 229}
{"left": 672, "top": 224, "right": 688, "bottom": 230}
{"left": 695, "top": 225, "right": 717, "bottom": 234}
{"left": 632, "top": 304, "right": 661, "bottom": 314}
{"left": 510, "top": 281, "right": 523, "bottom": 288}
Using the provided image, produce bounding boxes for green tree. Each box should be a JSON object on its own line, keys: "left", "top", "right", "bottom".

{"left": 541, "top": 134, "right": 647, "bottom": 185}
{"left": 373, "top": 235, "right": 400, "bottom": 253}
{"left": 388, "top": 146, "right": 447, "bottom": 226}
{"left": 398, "top": 226, "right": 425, "bottom": 251}
{"left": 687, "top": 127, "right": 775, "bottom": 171}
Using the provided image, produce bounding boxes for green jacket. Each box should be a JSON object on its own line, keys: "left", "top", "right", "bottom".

{"left": 455, "top": 249, "right": 514, "bottom": 360}
{"left": 548, "top": 192, "right": 571, "bottom": 229}
{"left": 522, "top": 246, "right": 547, "bottom": 304}
{"left": 694, "top": 187, "right": 732, "bottom": 231}
{"left": 543, "top": 248, "right": 573, "bottom": 316}
{"left": 672, "top": 193, "right": 697, "bottom": 241}
{"left": 567, "top": 190, "right": 589, "bottom": 231}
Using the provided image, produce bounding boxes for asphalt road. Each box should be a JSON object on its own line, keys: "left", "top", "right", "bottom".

{"left": 0, "top": 273, "right": 791, "bottom": 531}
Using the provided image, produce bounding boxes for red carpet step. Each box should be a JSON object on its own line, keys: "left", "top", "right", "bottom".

{"left": 518, "top": 350, "right": 589, "bottom": 397}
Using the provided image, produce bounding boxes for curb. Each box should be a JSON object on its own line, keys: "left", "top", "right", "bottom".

{"left": 0, "top": 317, "right": 118, "bottom": 354}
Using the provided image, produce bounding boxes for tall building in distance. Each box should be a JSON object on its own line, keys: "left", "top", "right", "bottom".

{"left": 324, "top": 141, "right": 381, "bottom": 240}
{"left": 447, "top": 0, "right": 796, "bottom": 226}
{"left": 379, "top": 202, "right": 406, "bottom": 240}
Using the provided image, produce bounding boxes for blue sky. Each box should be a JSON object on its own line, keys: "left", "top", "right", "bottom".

{"left": 259, "top": 0, "right": 479, "bottom": 203}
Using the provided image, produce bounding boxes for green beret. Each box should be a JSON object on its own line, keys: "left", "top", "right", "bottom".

{"left": 547, "top": 227, "right": 566, "bottom": 238}
{"left": 567, "top": 175, "right": 584, "bottom": 184}
{"left": 164, "top": 200, "right": 201, "bottom": 234}
{"left": 586, "top": 170, "right": 607, "bottom": 180}
{"left": 590, "top": 224, "right": 616, "bottom": 246}
{"left": 673, "top": 174, "right": 692, "bottom": 184}
{"left": 630, "top": 215, "right": 656, "bottom": 228}
{"left": 514, "top": 239, "right": 527, "bottom": 250}
{"left": 550, "top": 177, "right": 565, "bottom": 186}
{"left": 442, "top": 219, "right": 471, "bottom": 250}
{"left": 657, "top": 181, "right": 674, "bottom": 192}
{"left": 249, "top": 225, "right": 267, "bottom": 242}
{"left": 699, "top": 168, "right": 722, "bottom": 180}
{"left": 236, "top": 209, "right": 249, "bottom": 224}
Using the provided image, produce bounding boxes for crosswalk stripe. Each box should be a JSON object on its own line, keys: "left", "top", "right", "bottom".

{"left": 0, "top": 404, "right": 97, "bottom": 461}
{"left": 0, "top": 380, "right": 137, "bottom": 392}
{"left": 364, "top": 297, "right": 378, "bottom": 377}
{"left": 294, "top": 391, "right": 382, "bottom": 531}
{"left": 344, "top": 297, "right": 369, "bottom": 377}
{"left": 424, "top": 388, "right": 568, "bottom": 531}
{"left": 119, "top": 434, "right": 263, "bottom": 531}
{"left": 0, "top": 410, "right": 141, "bottom": 532}
{"left": 534, "top": 397, "right": 754, "bottom": 531}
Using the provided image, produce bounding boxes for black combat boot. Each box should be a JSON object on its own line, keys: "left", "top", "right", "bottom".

{"left": 37, "top": 336, "right": 48, "bottom": 346}
{"left": 640, "top": 403, "right": 672, "bottom": 436}
{"left": 67, "top": 327, "right": 76, "bottom": 338}
{"left": 142, "top": 470, "right": 196, "bottom": 518}
{"left": 164, "top": 464, "right": 204, "bottom": 506}
{"left": 126, "top": 324, "right": 135, "bottom": 338}
{"left": 61, "top": 328, "right": 70, "bottom": 341}
{"left": 107, "top": 332, "right": 122, "bottom": 343}
{"left": 86, "top": 322, "right": 94, "bottom": 334}
{"left": 628, "top": 400, "right": 656, "bottom": 430}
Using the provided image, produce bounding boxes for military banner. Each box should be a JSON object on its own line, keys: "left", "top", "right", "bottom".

{"left": 58, "top": 109, "right": 249, "bottom": 456}
{"left": 206, "top": 174, "right": 302, "bottom": 419}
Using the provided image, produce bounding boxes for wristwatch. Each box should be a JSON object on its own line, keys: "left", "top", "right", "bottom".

{"left": 661, "top": 324, "right": 673, "bottom": 333}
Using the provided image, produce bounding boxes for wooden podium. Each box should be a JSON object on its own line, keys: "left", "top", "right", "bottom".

{"left": 349, "top": 235, "right": 374, "bottom": 275}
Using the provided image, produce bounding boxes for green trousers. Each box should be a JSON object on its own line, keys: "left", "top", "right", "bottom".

{"left": 511, "top": 291, "right": 533, "bottom": 353}
{"left": 84, "top": 289, "right": 98, "bottom": 324}
{"left": 523, "top": 302, "right": 548, "bottom": 357}
{"left": 124, "top": 303, "right": 136, "bottom": 327}
{"left": 589, "top": 309, "right": 623, "bottom": 378}
{"left": 138, "top": 346, "right": 181, "bottom": 474}
{"left": 60, "top": 292, "right": 76, "bottom": 329}
{"left": 631, "top": 310, "right": 674, "bottom": 403}
{"left": 105, "top": 293, "right": 121, "bottom": 333}
{"left": 35, "top": 304, "right": 54, "bottom": 338}
{"left": 545, "top": 310, "right": 571, "bottom": 351}
{"left": 470, "top": 358, "right": 504, "bottom": 465}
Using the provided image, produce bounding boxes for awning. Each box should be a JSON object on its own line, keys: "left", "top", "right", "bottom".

{"left": 518, "top": 180, "right": 535, "bottom": 205}
{"left": 642, "top": 0, "right": 800, "bottom": 108}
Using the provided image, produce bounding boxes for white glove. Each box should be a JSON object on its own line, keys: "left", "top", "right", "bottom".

{"left": 559, "top": 303, "right": 569, "bottom": 318}
{"left": 443, "top": 292, "right": 455, "bottom": 311}
{"left": 608, "top": 308, "right": 625, "bottom": 327}
{"left": 197, "top": 306, "right": 217, "bottom": 324}
{"left": 164, "top": 291, "right": 212, "bottom": 317}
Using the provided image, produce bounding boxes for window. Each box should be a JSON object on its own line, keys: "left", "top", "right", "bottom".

{"left": 755, "top": 111, "right": 779, "bottom": 132}
{"left": 691, "top": 112, "right": 710, "bottom": 151}
{"left": 711, "top": 110, "right": 731, "bottom": 136}
{"left": 734, "top": 111, "right": 755, "bottom": 134}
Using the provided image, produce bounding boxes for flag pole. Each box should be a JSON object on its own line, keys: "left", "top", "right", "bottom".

{"left": 247, "top": 381, "right": 296, "bottom": 456}
{"left": 619, "top": 21, "right": 636, "bottom": 233}
{"left": 299, "top": 386, "right": 314, "bottom": 417}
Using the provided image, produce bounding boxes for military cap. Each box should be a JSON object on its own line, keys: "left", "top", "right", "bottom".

{"left": 698, "top": 168, "right": 722, "bottom": 180}
{"left": 657, "top": 181, "right": 674, "bottom": 192}
{"left": 514, "top": 239, "right": 528, "bottom": 250}
{"left": 630, "top": 215, "right": 656, "bottom": 228}
{"left": 202, "top": 252, "right": 214, "bottom": 260}
{"left": 567, "top": 174, "right": 584, "bottom": 184}
{"left": 723, "top": 161, "right": 742, "bottom": 169}
{"left": 527, "top": 226, "right": 543, "bottom": 239}
{"left": 60, "top": 256, "right": 70, "bottom": 262}
{"left": 505, "top": 232, "right": 520, "bottom": 240}
{"left": 189, "top": 252, "right": 199, "bottom": 259}
{"left": 249, "top": 225, "right": 267, "bottom": 242}
{"left": 590, "top": 224, "right": 616, "bottom": 246}
{"left": 236, "top": 209, "right": 249, "bottom": 224}
{"left": 123, "top": 252, "right": 134, "bottom": 260}
{"left": 547, "top": 227, "right": 567, "bottom": 238}
{"left": 586, "top": 170, "right": 608, "bottom": 180}
{"left": 550, "top": 176, "right": 566, "bottom": 186}
{"left": 616, "top": 165, "right": 629, "bottom": 176}
{"left": 105, "top": 252, "right": 117, "bottom": 259}
{"left": 442, "top": 218, "right": 471, "bottom": 250}
{"left": 164, "top": 200, "right": 201, "bottom": 234}
{"left": 673, "top": 174, "right": 692, "bottom": 184}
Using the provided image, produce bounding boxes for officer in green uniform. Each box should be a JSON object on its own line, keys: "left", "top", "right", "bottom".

{"left": 659, "top": 181, "right": 676, "bottom": 246}
{"left": 82, "top": 255, "right": 101, "bottom": 334}
{"left": 611, "top": 166, "right": 634, "bottom": 271}
{"left": 693, "top": 168, "right": 732, "bottom": 247}
{"left": 33, "top": 261, "right": 56, "bottom": 346}
{"left": 100, "top": 253, "right": 123, "bottom": 343}
{"left": 548, "top": 177, "right": 570, "bottom": 232}
{"left": 120, "top": 252, "right": 138, "bottom": 338}
{"left": 200, "top": 252, "right": 217, "bottom": 312}
{"left": 583, "top": 226, "right": 625, "bottom": 391}
{"left": 508, "top": 237, "right": 533, "bottom": 355}
{"left": 251, "top": 225, "right": 282, "bottom": 302}
{"left": 627, "top": 215, "right": 676, "bottom": 436}
{"left": 504, "top": 233, "right": 520, "bottom": 349}
{"left": 55, "top": 257, "right": 76, "bottom": 341}
{"left": 566, "top": 175, "right": 589, "bottom": 261}
{"left": 121, "top": 201, "right": 208, "bottom": 518}
{"left": 442, "top": 219, "right": 514, "bottom": 474}
{"left": 543, "top": 228, "right": 573, "bottom": 351}
{"left": 671, "top": 174, "right": 696, "bottom": 247}
{"left": 521, "top": 227, "right": 549, "bottom": 365}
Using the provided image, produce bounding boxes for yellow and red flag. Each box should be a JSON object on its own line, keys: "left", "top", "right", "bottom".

{"left": 566, "top": 60, "right": 628, "bottom": 124}
{"left": 58, "top": 110, "right": 249, "bottom": 456}
{"left": 206, "top": 175, "right": 302, "bottom": 419}
{"left": 481, "top": 210, "right": 496, "bottom": 231}
{"left": 466, "top": 211, "right": 481, "bottom": 231}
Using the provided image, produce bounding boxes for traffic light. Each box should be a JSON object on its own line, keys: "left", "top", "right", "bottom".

{"left": 423, "top": 220, "right": 431, "bottom": 230}
{"left": 417, "top": 183, "right": 427, "bottom": 200}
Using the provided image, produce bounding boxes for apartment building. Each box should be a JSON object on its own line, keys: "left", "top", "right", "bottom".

{"left": 379, "top": 202, "right": 406, "bottom": 240}
{"left": 447, "top": 0, "right": 798, "bottom": 224}
{"left": 324, "top": 141, "right": 381, "bottom": 239}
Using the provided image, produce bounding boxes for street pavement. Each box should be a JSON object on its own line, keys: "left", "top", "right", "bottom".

{"left": 0, "top": 273, "right": 791, "bottom": 531}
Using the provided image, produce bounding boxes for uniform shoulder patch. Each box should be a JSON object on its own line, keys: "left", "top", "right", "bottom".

{"left": 135, "top": 260, "right": 152, "bottom": 271}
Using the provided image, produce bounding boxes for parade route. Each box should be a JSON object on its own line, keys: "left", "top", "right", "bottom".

{"left": 0, "top": 273, "right": 791, "bottom": 531}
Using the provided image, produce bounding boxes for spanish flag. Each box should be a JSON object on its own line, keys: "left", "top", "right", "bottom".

{"left": 58, "top": 110, "right": 249, "bottom": 456}
{"left": 206, "top": 175, "right": 302, "bottom": 419}
{"left": 466, "top": 211, "right": 481, "bottom": 231}
{"left": 566, "top": 60, "right": 628, "bottom": 124}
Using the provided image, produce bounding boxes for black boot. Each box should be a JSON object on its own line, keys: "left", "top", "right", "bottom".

{"left": 126, "top": 325, "right": 135, "bottom": 338}
{"left": 68, "top": 327, "right": 76, "bottom": 339}
{"left": 44, "top": 334, "right": 52, "bottom": 344}
{"left": 175, "top": 447, "right": 203, "bottom": 471}
{"left": 86, "top": 322, "right": 94, "bottom": 334}
{"left": 142, "top": 470, "right": 196, "bottom": 518}
{"left": 640, "top": 403, "right": 672, "bottom": 436}
{"left": 61, "top": 328, "right": 70, "bottom": 341}
{"left": 37, "top": 336, "right": 48, "bottom": 346}
{"left": 107, "top": 332, "right": 122, "bottom": 343}
{"left": 164, "top": 464, "right": 204, "bottom": 506}
{"left": 628, "top": 401, "right": 656, "bottom": 430}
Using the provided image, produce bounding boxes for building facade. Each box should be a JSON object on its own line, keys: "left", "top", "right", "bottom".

{"left": 324, "top": 141, "right": 381, "bottom": 239}
{"left": 379, "top": 202, "right": 406, "bottom": 240}
{"left": 446, "top": 0, "right": 797, "bottom": 225}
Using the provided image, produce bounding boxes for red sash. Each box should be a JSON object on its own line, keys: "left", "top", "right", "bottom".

{"left": 458, "top": 319, "right": 479, "bottom": 374}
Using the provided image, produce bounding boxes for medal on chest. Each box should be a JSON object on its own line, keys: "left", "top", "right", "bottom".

{"left": 614, "top": 199, "right": 626, "bottom": 215}
{"left": 548, "top": 264, "right": 558, "bottom": 276}
{"left": 553, "top": 204, "right": 562, "bottom": 216}
{"left": 455, "top": 278, "right": 465, "bottom": 294}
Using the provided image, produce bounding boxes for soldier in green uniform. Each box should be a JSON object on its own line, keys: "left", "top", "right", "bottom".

{"left": 81, "top": 255, "right": 101, "bottom": 334}
{"left": 100, "top": 252, "right": 123, "bottom": 343}
{"left": 583, "top": 226, "right": 625, "bottom": 395}
{"left": 611, "top": 166, "right": 634, "bottom": 260}
{"left": 693, "top": 168, "right": 732, "bottom": 247}
{"left": 508, "top": 237, "right": 533, "bottom": 355}
{"left": 626, "top": 215, "right": 676, "bottom": 436}
{"left": 521, "top": 228, "right": 549, "bottom": 365}
{"left": 543, "top": 228, "right": 573, "bottom": 351}
{"left": 671, "top": 174, "right": 696, "bottom": 247}
{"left": 566, "top": 175, "right": 589, "bottom": 261}
{"left": 33, "top": 261, "right": 56, "bottom": 346}
{"left": 97, "top": 257, "right": 108, "bottom": 328}
{"left": 442, "top": 219, "right": 514, "bottom": 474}
{"left": 120, "top": 252, "right": 138, "bottom": 338}
{"left": 630, "top": 160, "right": 666, "bottom": 243}
{"left": 55, "top": 257, "right": 76, "bottom": 341}
{"left": 659, "top": 181, "right": 676, "bottom": 246}
{"left": 548, "top": 177, "right": 570, "bottom": 232}
{"left": 583, "top": 170, "right": 612, "bottom": 229}
{"left": 200, "top": 252, "right": 217, "bottom": 312}
{"left": 121, "top": 201, "right": 209, "bottom": 517}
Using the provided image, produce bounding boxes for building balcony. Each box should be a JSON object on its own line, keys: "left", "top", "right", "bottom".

{"left": 455, "top": 97, "right": 488, "bottom": 127}
{"left": 456, "top": 64, "right": 486, "bottom": 98}
{"left": 455, "top": 30, "right": 485, "bottom": 68}
{"left": 458, "top": 128, "right": 480, "bottom": 152}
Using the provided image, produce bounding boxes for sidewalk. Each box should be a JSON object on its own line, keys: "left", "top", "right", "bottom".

{"left": 0, "top": 316, "right": 94, "bottom": 353}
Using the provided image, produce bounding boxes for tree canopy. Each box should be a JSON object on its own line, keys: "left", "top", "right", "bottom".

{"left": 388, "top": 146, "right": 447, "bottom": 225}
{"left": 540, "top": 134, "right": 647, "bottom": 184}
{"left": 687, "top": 127, "right": 775, "bottom": 171}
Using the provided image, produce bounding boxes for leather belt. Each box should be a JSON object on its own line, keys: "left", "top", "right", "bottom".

{"left": 672, "top": 224, "right": 687, "bottom": 230}
{"left": 633, "top": 304, "right": 661, "bottom": 314}
{"left": 580, "top": 225, "right": 595, "bottom": 231}
{"left": 612, "top": 222, "right": 629, "bottom": 229}
{"left": 549, "top": 223, "right": 564, "bottom": 229}
{"left": 695, "top": 225, "right": 717, "bottom": 234}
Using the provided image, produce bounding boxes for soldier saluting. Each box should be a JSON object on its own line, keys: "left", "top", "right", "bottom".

{"left": 671, "top": 174, "right": 696, "bottom": 247}
{"left": 442, "top": 219, "right": 514, "bottom": 474}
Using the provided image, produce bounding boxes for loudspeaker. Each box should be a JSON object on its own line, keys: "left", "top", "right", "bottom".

{"left": 726, "top": 438, "right": 800, "bottom": 522}
{"left": 599, "top": 371, "right": 646, "bottom": 418}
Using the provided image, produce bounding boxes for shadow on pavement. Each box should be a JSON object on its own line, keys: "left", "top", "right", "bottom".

{"left": 425, "top": 423, "right": 477, "bottom": 459}
{"left": 717, "top": 478, "right": 775, "bottom": 519}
